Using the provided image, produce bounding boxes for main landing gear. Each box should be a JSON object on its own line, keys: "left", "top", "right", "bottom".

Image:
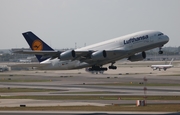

{"left": 87, "top": 65, "right": 107, "bottom": 74}
{"left": 87, "top": 62, "right": 118, "bottom": 74}
{"left": 88, "top": 65, "right": 107, "bottom": 71}
{"left": 158, "top": 47, "right": 163, "bottom": 54}
{"left": 109, "top": 62, "right": 117, "bottom": 70}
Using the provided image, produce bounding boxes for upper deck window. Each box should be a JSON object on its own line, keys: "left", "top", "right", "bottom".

{"left": 158, "top": 33, "right": 164, "bottom": 36}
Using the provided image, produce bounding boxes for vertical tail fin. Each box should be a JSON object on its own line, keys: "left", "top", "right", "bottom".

{"left": 169, "top": 58, "right": 174, "bottom": 65}
{"left": 22, "top": 31, "right": 54, "bottom": 62}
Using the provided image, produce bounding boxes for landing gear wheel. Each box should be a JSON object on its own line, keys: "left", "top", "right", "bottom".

{"left": 159, "top": 47, "right": 163, "bottom": 54}
{"left": 109, "top": 66, "right": 117, "bottom": 69}
{"left": 109, "top": 62, "right": 117, "bottom": 70}
{"left": 158, "top": 51, "right": 163, "bottom": 54}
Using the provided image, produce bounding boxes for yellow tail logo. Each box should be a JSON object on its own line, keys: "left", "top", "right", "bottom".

{"left": 32, "top": 40, "right": 43, "bottom": 51}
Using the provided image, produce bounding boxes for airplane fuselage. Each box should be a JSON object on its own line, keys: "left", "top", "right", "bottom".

{"left": 39, "top": 30, "right": 169, "bottom": 70}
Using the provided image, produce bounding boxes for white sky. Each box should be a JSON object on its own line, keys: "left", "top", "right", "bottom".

{"left": 0, "top": 0, "right": 179, "bottom": 49}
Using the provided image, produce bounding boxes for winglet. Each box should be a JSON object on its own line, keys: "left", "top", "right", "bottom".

{"left": 22, "top": 31, "right": 54, "bottom": 62}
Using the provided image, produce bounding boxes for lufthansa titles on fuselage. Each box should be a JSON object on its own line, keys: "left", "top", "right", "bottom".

{"left": 124, "top": 35, "right": 148, "bottom": 44}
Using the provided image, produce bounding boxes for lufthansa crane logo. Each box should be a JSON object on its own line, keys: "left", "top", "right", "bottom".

{"left": 32, "top": 40, "right": 43, "bottom": 51}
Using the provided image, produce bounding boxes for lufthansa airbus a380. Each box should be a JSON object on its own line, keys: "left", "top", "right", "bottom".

{"left": 14, "top": 30, "right": 169, "bottom": 72}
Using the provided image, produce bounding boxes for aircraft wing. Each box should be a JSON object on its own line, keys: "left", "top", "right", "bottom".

{"left": 9, "top": 63, "right": 50, "bottom": 67}
{"left": 13, "top": 48, "right": 129, "bottom": 66}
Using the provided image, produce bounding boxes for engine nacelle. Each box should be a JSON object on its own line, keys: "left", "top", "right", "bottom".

{"left": 60, "top": 50, "right": 76, "bottom": 60}
{"left": 91, "top": 50, "right": 107, "bottom": 60}
{"left": 128, "top": 52, "right": 146, "bottom": 62}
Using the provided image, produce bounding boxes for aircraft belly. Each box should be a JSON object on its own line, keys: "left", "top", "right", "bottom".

{"left": 86, "top": 53, "right": 128, "bottom": 66}
{"left": 56, "top": 60, "right": 89, "bottom": 70}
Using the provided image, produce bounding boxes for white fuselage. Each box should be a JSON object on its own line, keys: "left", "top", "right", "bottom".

{"left": 39, "top": 30, "right": 169, "bottom": 70}
{"left": 151, "top": 65, "right": 173, "bottom": 71}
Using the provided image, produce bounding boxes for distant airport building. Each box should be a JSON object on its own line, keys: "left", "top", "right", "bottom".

{"left": 19, "top": 59, "right": 31, "bottom": 63}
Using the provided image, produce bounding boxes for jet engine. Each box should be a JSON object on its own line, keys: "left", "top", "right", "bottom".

{"left": 60, "top": 50, "right": 76, "bottom": 60}
{"left": 128, "top": 52, "right": 146, "bottom": 62}
{"left": 91, "top": 50, "right": 107, "bottom": 60}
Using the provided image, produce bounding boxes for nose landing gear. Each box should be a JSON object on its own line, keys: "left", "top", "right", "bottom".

{"left": 159, "top": 47, "right": 163, "bottom": 54}
{"left": 159, "top": 51, "right": 163, "bottom": 54}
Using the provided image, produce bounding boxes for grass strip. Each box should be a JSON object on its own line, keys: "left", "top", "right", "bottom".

{"left": 0, "top": 88, "right": 60, "bottom": 93}
{"left": 0, "top": 79, "right": 50, "bottom": 82}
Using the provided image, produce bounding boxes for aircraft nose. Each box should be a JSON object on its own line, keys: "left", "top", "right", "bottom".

{"left": 163, "top": 35, "right": 169, "bottom": 43}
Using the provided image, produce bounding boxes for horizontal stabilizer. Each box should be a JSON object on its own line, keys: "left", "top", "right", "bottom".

{"left": 9, "top": 63, "right": 50, "bottom": 67}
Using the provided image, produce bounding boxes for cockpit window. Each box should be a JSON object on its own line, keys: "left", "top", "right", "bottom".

{"left": 158, "top": 33, "right": 164, "bottom": 36}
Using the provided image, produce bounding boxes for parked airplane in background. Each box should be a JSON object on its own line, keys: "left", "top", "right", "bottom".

{"left": 13, "top": 30, "right": 169, "bottom": 72}
{"left": 151, "top": 58, "right": 174, "bottom": 71}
